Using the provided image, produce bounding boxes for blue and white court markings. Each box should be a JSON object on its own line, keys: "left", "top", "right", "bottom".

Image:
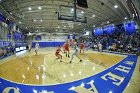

{"left": 0, "top": 55, "right": 138, "bottom": 93}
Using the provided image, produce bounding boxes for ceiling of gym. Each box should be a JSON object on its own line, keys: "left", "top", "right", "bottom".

{"left": 0, "top": 0, "right": 139, "bottom": 33}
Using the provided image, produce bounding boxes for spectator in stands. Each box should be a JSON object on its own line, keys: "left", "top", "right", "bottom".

{"left": 138, "top": 45, "right": 140, "bottom": 72}
{"left": 106, "top": 43, "right": 109, "bottom": 50}
{"left": 3, "top": 47, "right": 7, "bottom": 56}
{"left": 0, "top": 48, "right": 4, "bottom": 57}
{"left": 83, "top": 32, "right": 140, "bottom": 54}
{"left": 10, "top": 45, "right": 15, "bottom": 55}
{"left": 137, "top": 45, "right": 140, "bottom": 56}
{"left": 112, "top": 43, "right": 117, "bottom": 51}
{"left": 127, "top": 44, "right": 132, "bottom": 53}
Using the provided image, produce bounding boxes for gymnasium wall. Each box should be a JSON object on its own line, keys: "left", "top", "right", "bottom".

{"left": 0, "top": 14, "right": 26, "bottom": 48}
{"left": 31, "top": 34, "right": 69, "bottom": 47}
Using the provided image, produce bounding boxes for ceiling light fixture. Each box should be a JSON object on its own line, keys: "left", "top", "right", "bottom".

{"left": 38, "top": 6, "right": 42, "bottom": 10}
{"left": 92, "top": 14, "right": 96, "bottom": 18}
{"left": 81, "top": 11, "right": 84, "bottom": 14}
{"left": 114, "top": 5, "right": 118, "bottom": 8}
{"left": 34, "top": 19, "right": 37, "bottom": 22}
{"left": 28, "top": 7, "right": 32, "bottom": 10}
{"left": 40, "top": 19, "right": 43, "bottom": 22}
{"left": 124, "top": 17, "right": 127, "bottom": 20}
{"left": 71, "top": 8, "right": 74, "bottom": 11}
{"left": 133, "top": 13, "right": 135, "bottom": 17}
{"left": 107, "top": 21, "right": 110, "bottom": 23}
{"left": 70, "top": 8, "right": 74, "bottom": 13}
{"left": 135, "top": 13, "right": 138, "bottom": 16}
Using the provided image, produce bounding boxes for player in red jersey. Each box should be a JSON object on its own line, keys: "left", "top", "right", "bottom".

{"left": 55, "top": 45, "right": 63, "bottom": 62}
{"left": 79, "top": 40, "right": 85, "bottom": 53}
{"left": 63, "top": 41, "right": 70, "bottom": 58}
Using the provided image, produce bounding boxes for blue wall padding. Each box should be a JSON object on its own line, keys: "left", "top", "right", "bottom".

{"left": 32, "top": 42, "right": 65, "bottom": 47}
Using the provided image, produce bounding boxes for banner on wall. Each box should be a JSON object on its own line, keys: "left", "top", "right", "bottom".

{"left": 9, "top": 21, "right": 14, "bottom": 27}
{"left": 0, "top": 41, "right": 3, "bottom": 47}
{"left": 0, "top": 41, "right": 11, "bottom": 47}
{"left": 14, "top": 32, "right": 23, "bottom": 41}
{"left": 103, "top": 24, "right": 115, "bottom": 35}
{"left": 0, "top": 14, "right": 6, "bottom": 22}
{"left": 115, "top": 24, "right": 125, "bottom": 33}
{"left": 7, "top": 33, "right": 11, "bottom": 39}
{"left": 9, "top": 21, "right": 14, "bottom": 33}
{"left": 93, "top": 28, "right": 103, "bottom": 36}
{"left": 3, "top": 22, "right": 7, "bottom": 38}
{"left": 73, "top": 34, "right": 76, "bottom": 39}
{"left": 67, "top": 34, "right": 70, "bottom": 39}
{"left": 124, "top": 21, "right": 136, "bottom": 35}
{"left": 35, "top": 35, "right": 42, "bottom": 40}
{"left": 0, "top": 55, "right": 138, "bottom": 93}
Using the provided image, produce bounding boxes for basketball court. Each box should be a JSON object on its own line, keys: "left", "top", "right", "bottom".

{"left": 0, "top": 0, "right": 140, "bottom": 93}
{"left": 0, "top": 48, "right": 140, "bottom": 93}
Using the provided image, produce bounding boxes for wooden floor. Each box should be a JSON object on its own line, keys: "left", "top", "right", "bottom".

{"left": 123, "top": 56, "right": 140, "bottom": 93}
{"left": 0, "top": 48, "right": 140, "bottom": 93}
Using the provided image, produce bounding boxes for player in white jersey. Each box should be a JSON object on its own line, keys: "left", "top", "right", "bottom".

{"left": 98, "top": 43, "right": 102, "bottom": 53}
{"left": 35, "top": 42, "right": 39, "bottom": 55}
{"left": 28, "top": 43, "right": 31, "bottom": 52}
{"left": 70, "top": 39, "right": 82, "bottom": 63}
